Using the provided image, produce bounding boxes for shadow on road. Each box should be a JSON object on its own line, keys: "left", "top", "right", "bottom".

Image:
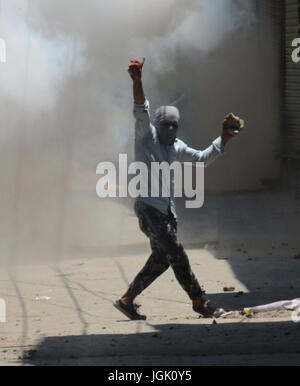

{"left": 23, "top": 319, "right": 300, "bottom": 366}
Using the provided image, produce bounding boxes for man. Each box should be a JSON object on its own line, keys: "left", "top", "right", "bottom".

{"left": 114, "top": 58, "right": 244, "bottom": 320}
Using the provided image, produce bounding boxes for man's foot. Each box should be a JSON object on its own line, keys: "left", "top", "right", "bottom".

{"left": 193, "top": 299, "right": 216, "bottom": 318}
{"left": 113, "top": 299, "right": 146, "bottom": 321}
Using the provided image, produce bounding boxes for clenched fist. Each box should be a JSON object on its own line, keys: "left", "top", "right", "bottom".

{"left": 223, "top": 113, "right": 244, "bottom": 135}
{"left": 221, "top": 113, "right": 245, "bottom": 145}
{"left": 128, "top": 58, "right": 146, "bottom": 81}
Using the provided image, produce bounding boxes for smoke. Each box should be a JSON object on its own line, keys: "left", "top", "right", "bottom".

{"left": 0, "top": 0, "right": 86, "bottom": 111}
{"left": 0, "top": 0, "right": 257, "bottom": 144}
{"left": 133, "top": 0, "right": 256, "bottom": 71}
{"left": 26, "top": 0, "right": 257, "bottom": 151}
{"left": 0, "top": 0, "right": 282, "bottom": 266}
{"left": 27, "top": 0, "right": 257, "bottom": 103}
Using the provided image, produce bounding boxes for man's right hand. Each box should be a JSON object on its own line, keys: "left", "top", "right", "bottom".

{"left": 128, "top": 58, "right": 146, "bottom": 81}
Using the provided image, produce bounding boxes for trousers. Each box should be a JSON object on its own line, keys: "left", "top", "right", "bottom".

{"left": 129, "top": 201, "right": 203, "bottom": 300}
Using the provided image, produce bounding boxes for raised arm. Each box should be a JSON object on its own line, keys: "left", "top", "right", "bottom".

{"left": 177, "top": 113, "right": 245, "bottom": 167}
{"left": 128, "top": 58, "right": 146, "bottom": 104}
{"left": 178, "top": 137, "right": 226, "bottom": 167}
{"left": 128, "top": 58, "right": 151, "bottom": 141}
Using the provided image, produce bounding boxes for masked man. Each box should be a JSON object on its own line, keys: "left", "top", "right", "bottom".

{"left": 114, "top": 58, "right": 244, "bottom": 320}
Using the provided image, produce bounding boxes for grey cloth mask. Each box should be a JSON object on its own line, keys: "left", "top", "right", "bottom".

{"left": 154, "top": 106, "right": 180, "bottom": 126}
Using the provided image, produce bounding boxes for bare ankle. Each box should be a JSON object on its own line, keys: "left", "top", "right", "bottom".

{"left": 121, "top": 297, "right": 132, "bottom": 305}
{"left": 120, "top": 288, "right": 137, "bottom": 305}
{"left": 193, "top": 297, "right": 204, "bottom": 308}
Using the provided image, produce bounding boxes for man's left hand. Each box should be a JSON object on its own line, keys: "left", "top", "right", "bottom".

{"left": 221, "top": 113, "right": 245, "bottom": 146}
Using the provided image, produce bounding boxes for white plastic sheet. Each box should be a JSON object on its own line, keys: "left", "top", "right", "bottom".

{"left": 243, "top": 298, "right": 300, "bottom": 314}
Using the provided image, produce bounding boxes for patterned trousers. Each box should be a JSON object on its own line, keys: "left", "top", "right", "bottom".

{"left": 129, "top": 201, "right": 203, "bottom": 300}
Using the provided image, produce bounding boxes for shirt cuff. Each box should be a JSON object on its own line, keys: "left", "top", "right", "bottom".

{"left": 134, "top": 99, "right": 149, "bottom": 112}
{"left": 212, "top": 137, "right": 226, "bottom": 154}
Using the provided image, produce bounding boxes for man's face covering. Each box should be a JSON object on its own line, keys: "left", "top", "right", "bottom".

{"left": 154, "top": 106, "right": 180, "bottom": 146}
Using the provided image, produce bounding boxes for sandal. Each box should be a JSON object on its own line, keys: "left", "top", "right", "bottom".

{"left": 193, "top": 299, "right": 216, "bottom": 318}
{"left": 113, "top": 299, "right": 146, "bottom": 320}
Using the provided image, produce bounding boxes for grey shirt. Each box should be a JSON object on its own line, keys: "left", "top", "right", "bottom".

{"left": 134, "top": 99, "right": 226, "bottom": 217}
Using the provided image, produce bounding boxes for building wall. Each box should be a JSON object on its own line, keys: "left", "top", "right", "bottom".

{"left": 183, "top": 0, "right": 284, "bottom": 193}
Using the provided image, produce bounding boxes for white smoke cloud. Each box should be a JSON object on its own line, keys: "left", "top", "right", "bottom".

{"left": 0, "top": 0, "right": 256, "bottom": 115}
{"left": 0, "top": 0, "right": 86, "bottom": 111}
{"left": 132, "top": 0, "right": 256, "bottom": 71}
{"left": 0, "top": 0, "right": 283, "bottom": 267}
{"left": 18, "top": 0, "right": 256, "bottom": 151}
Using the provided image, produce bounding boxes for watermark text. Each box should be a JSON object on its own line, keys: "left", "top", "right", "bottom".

{"left": 0, "top": 298, "right": 6, "bottom": 323}
{"left": 0, "top": 38, "right": 6, "bottom": 63}
{"left": 292, "top": 38, "right": 300, "bottom": 63}
{"left": 96, "top": 154, "right": 204, "bottom": 209}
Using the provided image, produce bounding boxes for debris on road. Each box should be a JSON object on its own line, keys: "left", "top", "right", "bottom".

{"left": 243, "top": 298, "right": 300, "bottom": 314}
{"left": 223, "top": 286, "right": 235, "bottom": 292}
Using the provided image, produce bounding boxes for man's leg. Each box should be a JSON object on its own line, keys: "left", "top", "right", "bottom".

{"left": 121, "top": 205, "right": 170, "bottom": 304}
{"left": 154, "top": 213, "right": 215, "bottom": 316}
{"left": 115, "top": 203, "right": 170, "bottom": 320}
{"left": 134, "top": 207, "right": 215, "bottom": 316}
{"left": 157, "top": 214, "right": 204, "bottom": 301}
{"left": 115, "top": 203, "right": 215, "bottom": 319}
{"left": 126, "top": 242, "right": 169, "bottom": 299}
{"left": 125, "top": 203, "right": 203, "bottom": 301}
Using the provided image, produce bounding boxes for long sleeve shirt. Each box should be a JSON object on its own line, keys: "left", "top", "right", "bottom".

{"left": 134, "top": 99, "right": 226, "bottom": 216}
